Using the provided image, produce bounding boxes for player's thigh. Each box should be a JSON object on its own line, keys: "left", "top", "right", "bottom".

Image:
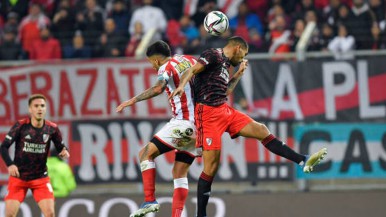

{"left": 173, "top": 151, "right": 195, "bottom": 178}
{"left": 202, "top": 150, "right": 221, "bottom": 176}
{"left": 5, "top": 176, "right": 28, "bottom": 203}
{"left": 5, "top": 200, "right": 21, "bottom": 217}
{"left": 30, "top": 177, "right": 54, "bottom": 203}
{"left": 226, "top": 107, "right": 254, "bottom": 138}
{"left": 37, "top": 198, "right": 55, "bottom": 217}
{"left": 195, "top": 104, "right": 227, "bottom": 150}
{"left": 237, "top": 120, "right": 270, "bottom": 140}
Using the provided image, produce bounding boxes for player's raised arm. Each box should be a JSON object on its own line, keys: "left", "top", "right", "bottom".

{"left": 170, "top": 62, "right": 205, "bottom": 99}
{"left": 226, "top": 59, "right": 248, "bottom": 95}
{"left": 116, "top": 79, "right": 167, "bottom": 112}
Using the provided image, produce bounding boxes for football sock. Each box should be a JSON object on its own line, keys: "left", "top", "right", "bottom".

{"left": 262, "top": 134, "right": 306, "bottom": 164}
{"left": 172, "top": 177, "right": 189, "bottom": 217}
{"left": 197, "top": 172, "right": 213, "bottom": 217}
{"left": 140, "top": 160, "right": 156, "bottom": 202}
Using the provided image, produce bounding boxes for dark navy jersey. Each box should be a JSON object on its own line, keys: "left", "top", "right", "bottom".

{"left": 0, "top": 118, "right": 66, "bottom": 181}
{"left": 194, "top": 48, "right": 231, "bottom": 106}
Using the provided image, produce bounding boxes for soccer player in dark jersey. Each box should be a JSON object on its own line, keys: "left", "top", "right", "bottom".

{"left": 0, "top": 94, "right": 70, "bottom": 217}
{"left": 170, "top": 36, "right": 328, "bottom": 217}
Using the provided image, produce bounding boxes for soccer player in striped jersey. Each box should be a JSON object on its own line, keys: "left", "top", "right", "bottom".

{"left": 116, "top": 40, "right": 200, "bottom": 217}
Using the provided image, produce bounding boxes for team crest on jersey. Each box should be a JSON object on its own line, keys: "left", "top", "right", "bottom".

{"left": 206, "top": 138, "right": 212, "bottom": 146}
{"left": 43, "top": 134, "right": 50, "bottom": 143}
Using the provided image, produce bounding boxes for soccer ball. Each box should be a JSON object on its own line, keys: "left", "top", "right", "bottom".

{"left": 203, "top": 11, "right": 229, "bottom": 36}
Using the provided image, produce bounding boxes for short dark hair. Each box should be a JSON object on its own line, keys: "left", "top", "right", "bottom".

{"left": 28, "top": 94, "right": 46, "bottom": 106}
{"left": 146, "top": 40, "right": 171, "bottom": 57}
{"left": 227, "top": 36, "right": 249, "bottom": 50}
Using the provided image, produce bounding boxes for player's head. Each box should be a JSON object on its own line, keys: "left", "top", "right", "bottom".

{"left": 28, "top": 94, "right": 47, "bottom": 121}
{"left": 225, "top": 36, "right": 249, "bottom": 67}
{"left": 146, "top": 40, "right": 172, "bottom": 70}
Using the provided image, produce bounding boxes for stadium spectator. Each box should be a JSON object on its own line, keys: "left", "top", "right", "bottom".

{"left": 349, "top": 0, "right": 375, "bottom": 50}
{"left": 318, "top": 23, "right": 335, "bottom": 51}
{"left": 125, "top": 21, "right": 143, "bottom": 57}
{"left": 369, "top": 0, "right": 385, "bottom": 30}
{"left": 5, "top": 12, "right": 20, "bottom": 32}
{"left": 0, "top": 25, "right": 25, "bottom": 60}
{"left": 293, "top": 0, "right": 322, "bottom": 23}
{"left": 290, "top": 19, "right": 306, "bottom": 51}
{"left": 159, "top": 0, "right": 184, "bottom": 20}
{"left": 108, "top": 0, "right": 130, "bottom": 36}
{"left": 323, "top": 0, "right": 343, "bottom": 26}
{"left": 268, "top": 15, "right": 291, "bottom": 54}
{"left": 165, "top": 19, "right": 186, "bottom": 54}
{"left": 30, "top": 0, "right": 56, "bottom": 17}
{"left": 304, "top": 10, "right": 323, "bottom": 51}
{"left": 18, "top": 4, "right": 50, "bottom": 58}
{"left": 245, "top": 0, "right": 269, "bottom": 22}
{"left": 129, "top": 0, "right": 167, "bottom": 40}
{"left": 75, "top": 0, "right": 105, "bottom": 47}
{"left": 94, "top": 18, "right": 127, "bottom": 57}
{"left": 328, "top": 23, "right": 355, "bottom": 59}
{"left": 51, "top": 0, "right": 76, "bottom": 46}
{"left": 179, "top": 15, "right": 200, "bottom": 44}
{"left": 63, "top": 31, "right": 92, "bottom": 59}
{"left": 229, "top": 1, "right": 264, "bottom": 37}
{"left": 370, "top": 22, "right": 385, "bottom": 49}
{"left": 191, "top": 0, "right": 217, "bottom": 28}
{"left": 29, "top": 27, "right": 62, "bottom": 60}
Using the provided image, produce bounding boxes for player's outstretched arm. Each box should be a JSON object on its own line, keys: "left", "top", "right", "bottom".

{"left": 170, "top": 62, "right": 205, "bottom": 99}
{"left": 227, "top": 59, "right": 248, "bottom": 95}
{"left": 116, "top": 79, "right": 167, "bottom": 112}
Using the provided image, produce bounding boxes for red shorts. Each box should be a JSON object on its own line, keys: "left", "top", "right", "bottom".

{"left": 5, "top": 176, "right": 54, "bottom": 203}
{"left": 195, "top": 103, "right": 253, "bottom": 150}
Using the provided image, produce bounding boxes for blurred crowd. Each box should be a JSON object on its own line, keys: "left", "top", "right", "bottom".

{"left": 0, "top": 0, "right": 385, "bottom": 61}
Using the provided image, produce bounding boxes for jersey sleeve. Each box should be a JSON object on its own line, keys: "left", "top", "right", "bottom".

{"left": 51, "top": 126, "right": 67, "bottom": 152}
{"left": 0, "top": 122, "right": 21, "bottom": 166}
{"left": 197, "top": 49, "right": 219, "bottom": 69}
{"left": 157, "top": 68, "right": 171, "bottom": 82}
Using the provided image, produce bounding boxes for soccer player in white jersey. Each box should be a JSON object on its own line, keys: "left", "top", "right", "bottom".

{"left": 116, "top": 40, "right": 199, "bottom": 217}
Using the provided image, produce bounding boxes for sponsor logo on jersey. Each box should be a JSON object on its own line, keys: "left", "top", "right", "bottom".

{"left": 5, "top": 135, "right": 12, "bottom": 140}
{"left": 25, "top": 134, "right": 31, "bottom": 140}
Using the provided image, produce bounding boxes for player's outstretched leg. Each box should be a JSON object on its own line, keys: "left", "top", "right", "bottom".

{"left": 303, "top": 148, "right": 328, "bottom": 173}
{"left": 130, "top": 201, "right": 160, "bottom": 217}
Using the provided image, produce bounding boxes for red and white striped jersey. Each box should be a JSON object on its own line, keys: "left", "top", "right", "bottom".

{"left": 158, "top": 54, "right": 197, "bottom": 122}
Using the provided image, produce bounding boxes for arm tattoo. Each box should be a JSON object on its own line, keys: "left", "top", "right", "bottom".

{"left": 135, "top": 80, "right": 167, "bottom": 102}
{"left": 227, "top": 76, "right": 242, "bottom": 95}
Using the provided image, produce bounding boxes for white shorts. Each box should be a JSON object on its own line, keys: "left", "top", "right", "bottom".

{"left": 154, "top": 118, "right": 200, "bottom": 157}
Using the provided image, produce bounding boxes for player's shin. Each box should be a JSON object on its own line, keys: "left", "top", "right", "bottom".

{"left": 140, "top": 160, "right": 156, "bottom": 202}
{"left": 172, "top": 177, "right": 189, "bottom": 217}
{"left": 196, "top": 172, "right": 213, "bottom": 217}
{"left": 262, "top": 134, "right": 306, "bottom": 164}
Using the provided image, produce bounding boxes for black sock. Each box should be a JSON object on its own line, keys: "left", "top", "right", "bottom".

{"left": 197, "top": 172, "right": 213, "bottom": 217}
{"left": 262, "top": 134, "right": 306, "bottom": 164}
